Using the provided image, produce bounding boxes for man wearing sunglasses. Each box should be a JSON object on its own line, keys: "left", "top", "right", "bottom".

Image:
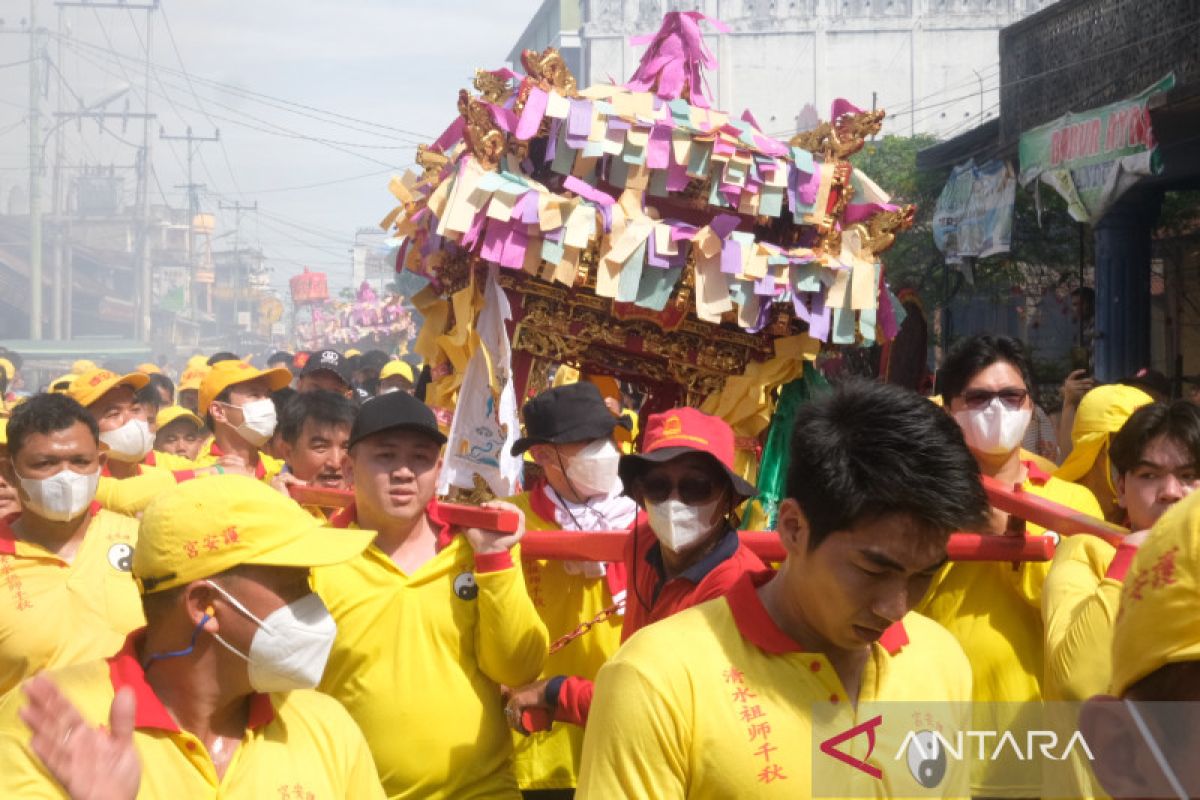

{"left": 505, "top": 408, "right": 763, "bottom": 742}
{"left": 919, "top": 334, "right": 1103, "bottom": 798}
{"left": 577, "top": 381, "right": 990, "bottom": 797}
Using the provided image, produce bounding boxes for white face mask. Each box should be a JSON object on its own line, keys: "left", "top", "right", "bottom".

{"left": 561, "top": 438, "right": 622, "bottom": 499}
{"left": 646, "top": 497, "right": 723, "bottom": 552}
{"left": 229, "top": 398, "right": 277, "bottom": 447}
{"left": 206, "top": 581, "right": 337, "bottom": 693}
{"left": 954, "top": 399, "right": 1032, "bottom": 456}
{"left": 17, "top": 467, "right": 100, "bottom": 522}
{"left": 100, "top": 418, "right": 154, "bottom": 463}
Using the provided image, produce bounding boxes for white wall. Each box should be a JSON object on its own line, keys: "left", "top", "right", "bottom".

{"left": 575, "top": 0, "right": 1060, "bottom": 139}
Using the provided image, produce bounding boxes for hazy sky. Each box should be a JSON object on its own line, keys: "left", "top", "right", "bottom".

{"left": 0, "top": 0, "right": 541, "bottom": 294}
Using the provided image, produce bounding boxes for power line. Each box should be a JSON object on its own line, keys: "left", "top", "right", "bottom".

{"left": 231, "top": 167, "right": 396, "bottom": 195}
{"left": 50, "top": 32, "right": 435, "bottom": 142}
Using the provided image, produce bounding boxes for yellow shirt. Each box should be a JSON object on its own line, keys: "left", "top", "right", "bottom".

{"left": 95, "top": 466, "right": 179, "bottom": 516}
{"left": 507, "top": 489, "right": 625, "bottom": 791}
{"left": 193, "top": 439, "right": 284, "bottom": 484}
{"left": 577, "top": 573, "right": 972, "bottom": 799}
{"left": 0, "top": 506, "right": 142, "bottom": 696}
{"left": 0, "top": 632, "right": 385, "bottom": 799}
{"left": 917, "top": 465, "right": 1103, "bottom": 796}
{"left": 312, "top": 504, "right": 549, "bottom": 799}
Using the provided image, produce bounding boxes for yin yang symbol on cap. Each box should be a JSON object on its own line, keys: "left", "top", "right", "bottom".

{"left": 453, "top": 572, "right": 478, "bottom": 601}
{"left": 107, "top": 543, "right": 134, "bottom": 573}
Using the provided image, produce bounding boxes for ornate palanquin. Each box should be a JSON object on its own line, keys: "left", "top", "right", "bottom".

{"left": 381, "top": 11, "right": 916, "bottom": 481}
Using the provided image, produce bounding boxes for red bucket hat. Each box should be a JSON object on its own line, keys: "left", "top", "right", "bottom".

{"left": 618, "top": 407, "right": 756, "bottom": 498}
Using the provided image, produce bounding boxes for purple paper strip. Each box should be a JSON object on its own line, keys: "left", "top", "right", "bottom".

{"left": 753, "top": 134, "right": 788, "bottom": 156}
{"left": 798, "top": 164, "right": 821, "bottom": 206}
{"left": 754, "top": 274, "right": 776, "bottom": 296}
{"left": 461, "top": 209, "right": 487, "bottom": 248}
{"left": 670, "top": 222, "right": 699, "bottom": 242}
{"left": 486, "top": 102, "right": 518, "bottom": 134}
{"left": 720, "top": 239, "right": 743, "bottom": 275}
{"left": 710, "top": 213, "right": 741, "bottom": 240}
{"left": 568, "top": 99, "right": 594, "bottom": 138}
{"left": 645, "top": 230, "right": 670, "bottom": 268}
{"left": 808, "top": 292, "right": 831, "bottom": 341}
{"left": 516, "top": 191, "right": 541, "bottom": 224}
{"left": 479, "top": 222, "right": 506, "bottom": 262}
{"left": 563, "top": 175, "right": 616, "bottom": 206}
{"left": 607, "top": 117, "right": 631, "bottom": 131}
{"left": 545, "top": 119, "right": 561, "bottom": 164}
{"left": 515, "top": 88, "right": 549, "bottom": 140}
{"left": 792, "top": 292, "right": 811, "bottom": 322}
{"left": 748, "top": 299, "right": 773, "bottom": 334}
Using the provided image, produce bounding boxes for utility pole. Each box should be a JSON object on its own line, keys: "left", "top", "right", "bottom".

{"left": 50, "top": 4, "right": 65, "bottom": 340}
{"left": 55, "top": 0, "right": 159, "bottom": 340}
{"left": 219, "top": 200, "right": 257, "bottom": 346}
{"left": 161, "top": 126, "right": 219, "bottom": 315}
{"left": 28, "top": 0, "right": 44, "bottom": 339}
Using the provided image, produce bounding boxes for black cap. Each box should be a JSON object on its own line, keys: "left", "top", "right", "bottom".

{"left": 267, "top": 350, "right": 295, "bottom": 367}
{"left": 301, "top": 349, "right": 352, "bottom": 386}
{"left": 349, "top": 391, "right": 447, "bottom": 449}
{"left": 511, "top": 382, "right": 631, "bottom": 456}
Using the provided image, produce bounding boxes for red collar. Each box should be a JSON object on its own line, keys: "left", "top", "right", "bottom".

{"left": 528, "top": 479, "right": 559, "bottom": 524}
{"left": 330, "top": 499, "right": 455, "bottom": 551}
{"left": 1023, "top": 460, "right": 1051, "bottom": 486}
{"left": 208, "top": 443, "right": 266, "bottom": 480}
{"left": 107, "top": 630, "right": 275, "bottom": 732}
{"left": 143, "top": 451, "right": 157, "bottom": 467}
{"left": 0, "top": 503, "right": 102, "bottom": 555}
{"left": 726, "top": 572, "right": 909, "bottom": 656}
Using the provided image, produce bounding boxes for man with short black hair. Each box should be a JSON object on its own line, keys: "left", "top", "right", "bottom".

{"left": 0, "top": 394, "right": 142, "bottom": 696}
{"left": 274, "top": 391, "right": 356, "bottom": 518}
{"left": 577, "top": 381, "right": 989, "bottom": 797}
{"left": 925, "top": 334, "right": 1103, "bottom": 796}
{"left": 313, "top": 391, "right": 548, "bottom": 798}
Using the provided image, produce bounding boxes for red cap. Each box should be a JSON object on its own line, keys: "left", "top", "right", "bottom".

{"left": 620, "top": 408, "right": 756, "bottom": 498}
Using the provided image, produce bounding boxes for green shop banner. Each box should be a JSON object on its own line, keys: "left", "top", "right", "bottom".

{"left": 1018, "top": 73, "right": 1174, "bottom": 223}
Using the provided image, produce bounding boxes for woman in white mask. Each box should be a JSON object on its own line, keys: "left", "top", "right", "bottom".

{"left": 505, "top": 405, "right": 763, "bottom": 743}
{"left": 918, "top": 334, "right": 1105, "bottom": 799}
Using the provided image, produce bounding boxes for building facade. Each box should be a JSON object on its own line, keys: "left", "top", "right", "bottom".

{"left": 511, "top": 0, "right": 1060, "bottom": 139}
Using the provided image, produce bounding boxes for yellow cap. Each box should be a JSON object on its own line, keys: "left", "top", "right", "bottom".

{"left": 155, "top": 405, "right": 204, "bottom": 431}
{"left": 1055, "top": 384, "right": 1154, "bottom": 482}
{"left": 71, "top": 359, "right": 97, "bottom": 374}
{"left": 0, "top": 418, "right": 7, "bottom": 447}
{"left": 187, "top": 355, "right": 209, "bottom": 370}
{"left": 179, "top": 367, "right": 208, "bottom": 392}
{"left": 136, "top": 363, "right": 162, "bottom": 375}
{"left": 133, "top": 475, "right": 374, "bottom": 594}
{"left": 1112, "top": 489, "right": 1200, "bottom": 695}
{"left": 198, "top": 360, "right": 291, "bottom": 416}
{"left": 380, "top": 360, "right": 414, "bottom": 383}
{"left": 344, "top": 348, "right": 362, "bottom": 358}
{"left": 0, "top": 358, "right": 13, "bottom": 382}
{"left": 66, "top": 368, "right": 151, "bottom": 408}
{"left": 552, "top": 364, "right": 581, "bottom": 387}
{"left": 49, "top": 373, "right": 77, "bottom": 394}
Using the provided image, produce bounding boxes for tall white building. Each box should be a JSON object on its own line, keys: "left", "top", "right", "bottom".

{"left": 509, "top": 0, "right": 1060, "bottom": 140}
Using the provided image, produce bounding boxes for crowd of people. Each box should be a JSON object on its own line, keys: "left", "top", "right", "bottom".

{"left": 0, "top": 334, "right": 1197, "bottom": 798}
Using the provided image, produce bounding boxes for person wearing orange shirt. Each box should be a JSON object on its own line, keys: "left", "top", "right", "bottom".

{"left": 0, "top": 475, "right": 384, "bottom": 798}
{"left": 0, "top": 394, "right": 142, "bottom": 696}
{"left": 312, "top": 391, "right": 548, "bottom": 799}
{"left": 576, "top": 381, "right": 990, "bottom": 798}
{"left": 920, "top": 334, "right": 1103, "bottom": 798}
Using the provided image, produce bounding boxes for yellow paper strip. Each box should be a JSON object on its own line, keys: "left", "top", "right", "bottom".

{"left": 545, "top": 90, "right": 570, "bottom": 119}
{"left": 695, "top": 249, "right": 733, "bottom": 322}
{"left": 827, "top": 267, "right": 851, "bottom": 308}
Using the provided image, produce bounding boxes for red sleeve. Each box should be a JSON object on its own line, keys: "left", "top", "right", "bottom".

{"left": 473, "top": 551, "right": 514, "bottom": 573}
{"left": 172, "top": 470, "right": 196, "bottom": 483}
{"left": 552, "top": 675, "right": 594, "bottom": 727}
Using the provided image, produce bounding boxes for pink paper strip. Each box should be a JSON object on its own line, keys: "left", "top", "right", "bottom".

{"left": 515, "top": 88, "right": 549, "bottom": 140}
{"left": 666, "top": 158, "right": 690, "bottom": 191}
{"left": 647, "top": 125, "right": 672, "bottom": 169}
{"left": 432, "top": 117, "right": 466, "bottom": 152}
{"left": 499, "top": 227, "right": 529, "bottom": 270}
{"left": 844, "top": 202, "right": 900, "bottom": 224}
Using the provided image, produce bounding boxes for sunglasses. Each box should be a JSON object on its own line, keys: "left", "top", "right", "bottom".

{"left": 961, "top": 388, "right": 1029, "bottom": 410}
{"left": 638, "top": 473, "right": 722, "bottom": 505}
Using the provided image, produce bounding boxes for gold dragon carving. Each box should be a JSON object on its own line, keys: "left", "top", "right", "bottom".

{"left": 845, "top": 205, "right": 917, "bottom": 259}
{"left": 789, "top": 109, "right": 886, "bottom": 160}
{"left": 458, "top": 88, "right": 507, "bottom": 169}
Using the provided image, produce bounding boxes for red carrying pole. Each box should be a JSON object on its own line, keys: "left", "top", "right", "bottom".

{"left": 519, "top": 530, "right": 1054, "bottom": 563}
{"left": 981, "top": 475, "right": 1128, "bottom": 546}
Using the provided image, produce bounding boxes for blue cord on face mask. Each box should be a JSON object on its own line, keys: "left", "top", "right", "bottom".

{"left": 141, "top": 613, "right": 211, "bottom": 671}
